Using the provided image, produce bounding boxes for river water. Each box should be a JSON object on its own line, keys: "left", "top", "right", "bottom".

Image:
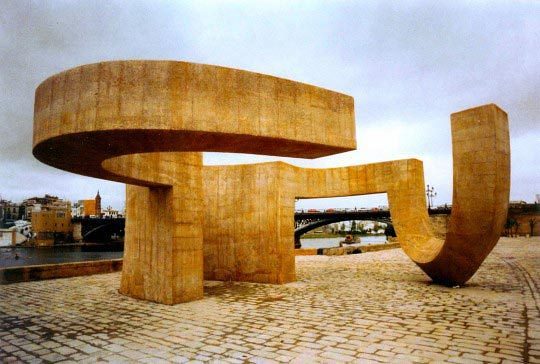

{"left": 0, "top": 246, "right": 123, "bottom": 269}
{"left": 0, "top": 236, "right": 388, "bottom": 268}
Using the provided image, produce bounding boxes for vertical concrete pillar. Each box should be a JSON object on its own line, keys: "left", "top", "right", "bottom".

{"left": 72, "top": 222, "right": 82, "bottom": 242}
{"left": 119, "top": 152, "right": 204, "bottom": 304}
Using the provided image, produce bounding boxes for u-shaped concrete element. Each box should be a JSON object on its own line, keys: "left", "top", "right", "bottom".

{"left": 203, "top": 104, "right": 510, "bottom": 286}
{"left": 33, "top": 60, "right": 509, "bottom": 304}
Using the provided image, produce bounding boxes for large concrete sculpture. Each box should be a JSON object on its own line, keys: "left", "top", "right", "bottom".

{"left": 33, "top": 61, "right": 510, "bottom": 304}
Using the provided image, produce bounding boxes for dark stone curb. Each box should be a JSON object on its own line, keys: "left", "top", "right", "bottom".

{"left": 0, "top": 259, "right": 123, "bottom": 284}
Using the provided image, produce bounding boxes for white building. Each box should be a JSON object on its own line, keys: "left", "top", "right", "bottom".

{"left": 71, "top": 201, "right": 85, "bottom": 218}
{"left": 102, "top": 205, "right": 120, "bottom": 218}
{"left": 0, "top": 228, "right": 28, "bottom": 246}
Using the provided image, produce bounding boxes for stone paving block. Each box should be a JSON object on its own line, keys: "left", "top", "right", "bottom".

{"left": 40, "top": 352, "right": 67, "bottom": 362}
{"left": 320, "top": 350, "right": 356, "bottom": 362}
{"left": 102, "top": 354, "right": 131, "bottom": 363}
{"left": 170, "top": 356, "right": 190, "bottom": 363}
{"left": 52, "top": 346, "right": 78, "bottom": 356}
{"left": 0, "top": 238, "right": 538, "bottom": 363}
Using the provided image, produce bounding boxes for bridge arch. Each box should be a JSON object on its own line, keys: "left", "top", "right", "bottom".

{"left": 83, "top": 222, "right": 114, "bottom": 241}
{"left": 293, "top": 208, "right": 451, "bottom": 248}
{"left": 75, "top": 218, "right": 125, "bottom": 242}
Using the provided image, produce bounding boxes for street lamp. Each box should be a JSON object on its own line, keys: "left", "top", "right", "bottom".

{"left": 426, "top": 184, "right": 437, "bottom": 210}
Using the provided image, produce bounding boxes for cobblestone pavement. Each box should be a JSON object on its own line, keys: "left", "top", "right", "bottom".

{"left": 1, "top": 237, "right": 538, "bottom": 363}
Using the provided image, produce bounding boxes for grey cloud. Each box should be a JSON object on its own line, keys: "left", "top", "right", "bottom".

{"left": 0, "top": 0, "right": 538, "bottom": 208}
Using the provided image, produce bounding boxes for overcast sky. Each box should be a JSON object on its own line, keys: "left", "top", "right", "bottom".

{"left": 1, "top": 0, "right": 538, "bottom": 210}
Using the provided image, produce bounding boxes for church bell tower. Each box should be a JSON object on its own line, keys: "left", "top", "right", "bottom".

{"left": 95, "top": 190, "right": 102, "bottom": 217}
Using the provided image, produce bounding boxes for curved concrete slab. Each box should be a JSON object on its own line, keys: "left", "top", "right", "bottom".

{"left": 33, "top": 60, "right": 356, "bottom": 187}
{"left": 33, "top": 60, "right": 357, "bottom": 304}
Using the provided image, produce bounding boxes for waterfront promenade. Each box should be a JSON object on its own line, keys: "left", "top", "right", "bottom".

{"left": 1, "top": 237, "right": 538, "bottom": 363}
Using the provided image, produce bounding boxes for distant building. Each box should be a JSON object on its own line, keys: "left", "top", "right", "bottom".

{"left": 71, "top": 201, "right": 82, "bottom": 218}
{"left": 13, "top": 220, "right": 33, "bottom": 239}
{"left": 22, "top": 194, "right": 62, "bottom": 220}
{"left": 83, "top": 199, "right": 98, "bottom": 217}
{"left": 95, "top": 190, "right": 101, "bottom": 216}
{"left": 32, "top": 204, "right": 72, "bottom": 246}
{"left": 73, "top": 191, "right": 103, "bottom": 218}
{"left": 102, "top": 205, "right": 120, "bottom": 219}
{"left": 0, "top": 228, "right": 27, "bottom": 247}
{"left": 0, "top": 199, "right": 23, "bottom": 226}
{"left": 29, "top": 196, "right": 72, "bottom": 246}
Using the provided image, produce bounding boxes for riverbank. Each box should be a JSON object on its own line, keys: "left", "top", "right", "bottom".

{"left": 300, "top": 235, "right": 387, "bottom": 249}
{"left": 0, "top": 245, "right": 123, "bottom": 269}
{"left": 295, "top": 242, "right": 400, "bottom": 256}
{"left": 1, "top": 240, "right": 398, "bottom": 283}
{"left": 0, "top": 259, "right": 122, "bottom": 284}
{"left": 1, "top": 236, "right": 388, "bottom": 270}
{"left": 1, "top": 242, "right": 122, "bottom": 249}
{"left": 301, "top": 233, "right": 386, "bottom": 239}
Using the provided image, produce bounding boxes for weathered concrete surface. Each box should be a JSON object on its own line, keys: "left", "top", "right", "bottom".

{"left": 1, "top": 238, "right": 537, "bottom": 363}
{"left": 120, "top": 153, "right": 205, "bottom": 304}
{"left": 32, "top": 61, "right": 356, "bottom": 305}
{"left": 32, "top": 60, "right": 356, "bottom": 178}
{"left": 203, "top": 105, "right": 509, "bottom": 287}
{"left": 202, "top": 163, "right": 295, "bottom": 284}
{"left": 33, "top": 60, "right": 509, "bottom": 303}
